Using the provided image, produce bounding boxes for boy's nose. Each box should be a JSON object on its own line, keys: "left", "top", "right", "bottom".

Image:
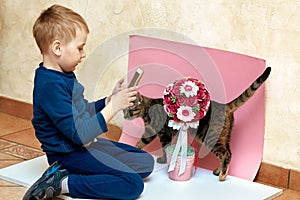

{"left": 81, "top": 51, "right": 86, "bottom": 58}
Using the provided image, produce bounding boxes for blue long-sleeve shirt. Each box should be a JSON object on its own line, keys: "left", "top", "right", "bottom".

{"left": 32, "top": 63, "right": 108, "bottom": 155}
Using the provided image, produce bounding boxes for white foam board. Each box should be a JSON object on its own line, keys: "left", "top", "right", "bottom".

{"left": 0, "top": 156, "right": 282, "bottom": 200}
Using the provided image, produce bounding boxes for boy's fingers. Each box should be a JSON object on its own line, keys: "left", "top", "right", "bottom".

{"left": 123, "top": 87, "right": 137, "bottom": 94}
{"left": 118, "top": 78, "right": 124, "bottom": 85}
{"left": 128, "top": 86, "right": 138, "bottom": 91}
{"left": 129, "top": 91, "right": 137, "bottom": 97}
{"left": 129, "top": 96, "right": 136, "bottom": 102}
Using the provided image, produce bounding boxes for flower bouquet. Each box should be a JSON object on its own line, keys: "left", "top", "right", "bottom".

{"left": 163, "top": 77, "right": 210, "bottom": 181}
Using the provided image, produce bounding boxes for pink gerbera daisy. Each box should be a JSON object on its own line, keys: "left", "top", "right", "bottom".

{"left": 176, "top": 106, "right": 196, "bottom": 122}
{"left": 180, "top": 81, "right": 199, "bottom": 97}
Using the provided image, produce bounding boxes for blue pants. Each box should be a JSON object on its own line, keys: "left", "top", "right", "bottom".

{"left": 47, "top": 138, "right": 154, "bottom": 199}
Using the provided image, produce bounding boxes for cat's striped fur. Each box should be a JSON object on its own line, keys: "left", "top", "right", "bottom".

{"left": 123, "top": 67, "right": 271, "bottom": 181}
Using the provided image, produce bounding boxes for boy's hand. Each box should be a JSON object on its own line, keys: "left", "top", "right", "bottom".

{"left": 112, "top": 78, "right": 126, "bottom": 95}
{"left": 102, "top": 86, "right": 137, "bottom": 123}
{"left": 110, "top": 86, "right": 138, "bottom": 113}
{"left": 106, "top": 78, "right": 126, "bottom": 105}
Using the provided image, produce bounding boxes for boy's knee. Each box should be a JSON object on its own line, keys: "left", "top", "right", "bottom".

{"left": 140, "top": 153, "right": 155, "bottom": 178}
{"left": 124, "top": 174, "right": 144, "bottom": 199}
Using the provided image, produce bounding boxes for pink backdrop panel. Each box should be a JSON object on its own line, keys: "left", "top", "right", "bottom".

{"left": 120, "top": 35, "right": 266, "bottom": 181}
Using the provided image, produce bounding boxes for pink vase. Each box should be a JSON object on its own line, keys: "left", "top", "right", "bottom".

{"left": 166, "top": 146, "right": 195, "bottom": 181}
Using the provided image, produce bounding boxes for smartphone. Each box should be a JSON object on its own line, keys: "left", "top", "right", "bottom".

{"left": 127, "top": 67, "right": 144, "bottom": 109}
{"left": 128, "top": 67, "right": 144, "bottom": 87}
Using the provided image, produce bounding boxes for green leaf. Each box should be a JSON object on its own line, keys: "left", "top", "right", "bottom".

{"left": 171, "top": 96, "right": 177, "bottom": 103}
{"left": 192, "top": 104, "right": 200, "bottom": 112}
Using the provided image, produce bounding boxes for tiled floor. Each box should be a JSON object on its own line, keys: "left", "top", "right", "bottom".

{"left": 0, "top": 112, "right": 299, "bottom": 200}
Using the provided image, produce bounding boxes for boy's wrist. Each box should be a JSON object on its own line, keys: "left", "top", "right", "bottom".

{"left": 101, "top": 101, "right": 116, "bottom": 123}
{"left": 105, "top": 95, "right": 112, "bottom": 105}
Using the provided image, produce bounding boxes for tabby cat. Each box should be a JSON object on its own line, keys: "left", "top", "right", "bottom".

{"left": 123, "top": 67, "right": 271, "bottom": 181}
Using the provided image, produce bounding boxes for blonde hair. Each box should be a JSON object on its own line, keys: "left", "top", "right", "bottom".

{"left": 33, "top": 4, "right": 89, "bottom": 54}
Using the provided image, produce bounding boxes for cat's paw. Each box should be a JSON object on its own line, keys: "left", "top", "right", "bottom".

{"left": 213, "top": 168, "right": 220, "bottom": 176}
{"left": 156, "top": 156, "right": 167, "bottom": 164}
{"left": 213, "top": 167, "right": 229, "bottom": 181}
{"left": 218, "top": 167, "right": 229, "bottom": 181}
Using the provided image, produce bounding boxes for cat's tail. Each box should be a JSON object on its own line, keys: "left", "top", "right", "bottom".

{"left": 226, "top": 67, "right": 271, "bottom": 112}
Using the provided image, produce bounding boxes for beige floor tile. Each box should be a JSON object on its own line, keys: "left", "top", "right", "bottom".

{"left": 0, "top": 186, "right": 28, "bottom": 200}
{"left": 2, "top": 144, "right": 44, "bottom": 160}
{"left": 0, "top": 179, "right": 18, "bottom": 186}
{"left": 0, "top": 151, "right": 24, "bottom": 160}
{"left": 274, "top": 189, "right": 300, "bottom": 199}
{"left": 0, "top": 160, "right": 24, "bottom": 169}
{"left": 0, "top": 113, "right": 32, "bottom": 137}
{"left": 0, "top": 139, "right": 16, "bottom": 150}
{"left": 2, "top": 128, "right": 42, "bottom": 150}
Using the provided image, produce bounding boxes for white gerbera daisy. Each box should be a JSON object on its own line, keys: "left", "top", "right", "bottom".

{"left": 163, "top": 83, "right": 174, "bottom": 95}
{"left": 180, "top": 81, "right": 199, "bottom": 97}
{"left": 177, "top": 106, "right": 196, "bottom": 122}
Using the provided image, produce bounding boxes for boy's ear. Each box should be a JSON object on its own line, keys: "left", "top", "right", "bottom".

{"left": 52, "top": 40, "right": 62, "bottom": 56}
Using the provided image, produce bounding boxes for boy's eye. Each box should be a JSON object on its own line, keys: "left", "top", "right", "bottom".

{"left": 78, "top": 45, "right": 85, "bottom": 51}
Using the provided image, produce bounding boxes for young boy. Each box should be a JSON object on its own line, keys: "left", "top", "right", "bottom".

{"left": 23, "top": 4, "right": 154, "bottom": 200}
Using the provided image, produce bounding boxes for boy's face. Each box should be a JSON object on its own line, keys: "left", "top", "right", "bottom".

{"left": 58, "top": 29, "right": 88, "bottom": 72}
